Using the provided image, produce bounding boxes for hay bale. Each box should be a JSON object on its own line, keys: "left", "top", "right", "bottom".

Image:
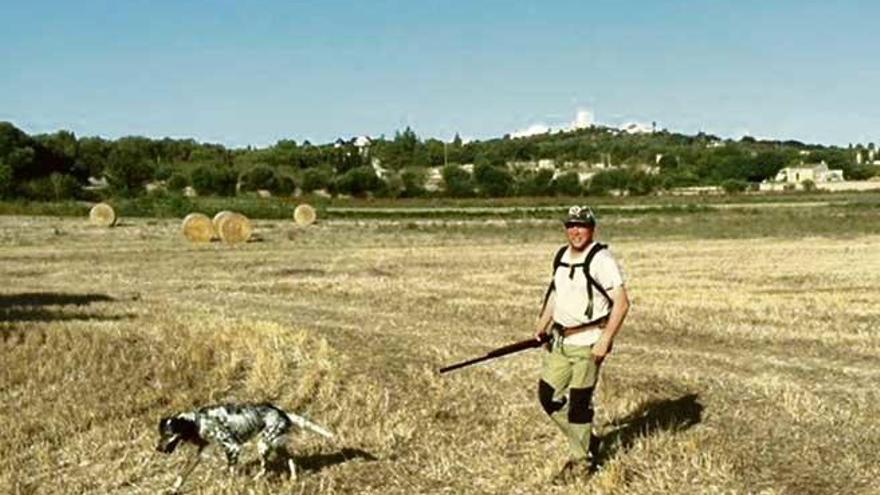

{"left": 293, "top": 204, "right": 317, "bottom": 226}
{"left": 181, "top": 213, "right": 215, "bottom": 242}
{"left": 89, "top": 203, "right": 117, "bottom": 227}
{"left": 212, "top": 210, "right": 235, "bottom": 234}
{"left": 217, "top": 212, "right": 252, "bottom": 244}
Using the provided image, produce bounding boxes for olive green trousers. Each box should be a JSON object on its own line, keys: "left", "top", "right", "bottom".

{"left": 538, "top": 340, "right": 601, "bottom": 462}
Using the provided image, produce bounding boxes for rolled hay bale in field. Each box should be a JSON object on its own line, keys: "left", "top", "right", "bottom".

{"left": 89, "top": 203, "right": 117, "bottom": 227}
{"left": 293, "top": 203, "right": 317, "bottom": 226}
{"left": 181, "top": 212, "right": 215, "bottom": 242}
{"left": 216, "top": 211, "right": 253, "bottom": 244}
{"left": 212, "top": 210, "right": 235, "bottom": 233}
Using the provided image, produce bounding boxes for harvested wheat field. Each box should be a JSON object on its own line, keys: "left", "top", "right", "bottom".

{"left": 1, "top": 206, "right": 879, "bottom": 494}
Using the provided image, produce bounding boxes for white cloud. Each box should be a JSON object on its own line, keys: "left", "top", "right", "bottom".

{"left": 511, "top": 108, "right": 596, "bottom": 139}
{"left": 511, "top": 123, "right": 551, "bottom": 138}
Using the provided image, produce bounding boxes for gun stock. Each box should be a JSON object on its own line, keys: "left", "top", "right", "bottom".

{"left": 439, "top": 334, "right": 550, "bottom": 374}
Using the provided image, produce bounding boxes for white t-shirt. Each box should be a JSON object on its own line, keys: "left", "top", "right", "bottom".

{"left": 551, "top": 243, "right": 625, "bottom": 346}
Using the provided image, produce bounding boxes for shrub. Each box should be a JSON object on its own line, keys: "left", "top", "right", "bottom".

{"left": 275, "top": 175, "right": 296, "bottom": 195}
{"left": 517, "top": 169, "right": 554, "bottom": 196}
{"left": 721, "top": 179, "right": 749, "bottom": 194}
{"left": 801, "top": 179, "right": 817, "bottom": 192}
{"left": 474, "top": 163, "right": 514, "bottom": 197}
{"left": 167, "top": 173, "right": 189, "bottom": 192}
{"left": 239, "top": 164, "right": 277, "bottom": 192}
{"left": 441, "top": 164, "right": 473, "bottom": 197}
{"left": 553, "top": 171, "right": 584, "bottom": 196}
{"left": 21, "top": 173, "right": 81, "bottom": 200}
{"left": 191, "top": 164, "right": 237, "bottom": 196}
{"left": 0, "top": 162, "right": 12, "bottom": 198}
{"left": 335, "top": 166, "right": 382, "bottom": 197}
{"left": 301, "top": 165, "right": 334, "bottom": 194}
{"left": 400, "top": 167, "right": 427, "bottom": 197}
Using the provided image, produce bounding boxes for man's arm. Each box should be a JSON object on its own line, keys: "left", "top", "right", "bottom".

{"left": 534, "top": 291, "right": 556, "bottom": 341}
{"left": 591, "top": 285, "right": 629, "bottom": 361}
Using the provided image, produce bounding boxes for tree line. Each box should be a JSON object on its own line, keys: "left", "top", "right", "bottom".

{"left": 1, "top": 121, "right": 876, "bottom": 201}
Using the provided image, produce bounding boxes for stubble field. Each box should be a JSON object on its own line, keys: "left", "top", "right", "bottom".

{"left": 1, "top": 205, "right": 879, "bottom": 494}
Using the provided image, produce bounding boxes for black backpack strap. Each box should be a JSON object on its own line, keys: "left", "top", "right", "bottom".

{"left": 582, "top": 243, "right": 612, "bottom": 319}
{"left": 540, "top": 245, "right": 568, "bottom": 314}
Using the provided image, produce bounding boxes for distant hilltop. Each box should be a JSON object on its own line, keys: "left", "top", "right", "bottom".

{"left": 1, "top": 120, "right": 878, "bottom": 201}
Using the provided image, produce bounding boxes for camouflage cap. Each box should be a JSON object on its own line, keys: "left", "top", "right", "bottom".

{"left": 563, "top": 205, "right": 596, "bottom": 227}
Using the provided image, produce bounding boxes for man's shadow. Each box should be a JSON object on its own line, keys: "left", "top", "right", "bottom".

{"left": 593, "top": 393, "right": 703, "bottom": 466}
{"left": 263, "top": 447, "right": 378, "bottom": 476}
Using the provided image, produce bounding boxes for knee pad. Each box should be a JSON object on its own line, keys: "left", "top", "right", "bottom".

{"left": 568, "top": 387, "right": 595, "bottom": 424}
{"left": 538, "top": 380, "right": 566, "bottom": 415}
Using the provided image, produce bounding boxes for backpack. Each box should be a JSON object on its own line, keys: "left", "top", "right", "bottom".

{"left": 541, "top": 243, "right": 613, "bottom": 322}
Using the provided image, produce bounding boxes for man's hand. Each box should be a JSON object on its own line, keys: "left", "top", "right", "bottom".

{"left": 591, "top": 335, "right": 613, "bottom": 363}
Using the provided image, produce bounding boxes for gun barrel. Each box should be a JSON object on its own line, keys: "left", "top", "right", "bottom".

{"left": 438, "top": 335, "right": 548, "bottom": 374}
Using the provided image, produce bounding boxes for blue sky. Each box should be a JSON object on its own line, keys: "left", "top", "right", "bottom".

{"left": 1, "top": 0, "right": 878, "bottom": 147}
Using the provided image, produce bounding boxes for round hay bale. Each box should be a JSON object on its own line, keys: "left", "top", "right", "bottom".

{"left": 89, "top": 203, "right": 117, "bottom": 227}
{"left": 293, "top": 204, "right": 317, "bottom": 226}
{"left": 181, "top": 213, "right": 215, "bottom": 242}
{"left": 212, "top": 210, "right": 235, "bottom": 233}
{"left": 217, "top": 212, "right": 252, "bottom": 244}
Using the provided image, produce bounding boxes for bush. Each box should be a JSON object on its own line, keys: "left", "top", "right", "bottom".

{"left": 474, "top": 163, "right": 514, "bottom": 197}
{"left": 191, "top": 164, "right": 237, "bottom": 196}
{"left": 275, "top": 175, "right": 296, "bottom": 195}
{"left": 587, "top": 169, "right": 628, "bottom": 195}
{"left": 301, "top": 165, "right": 334, "bottom": 194}
{"left": 335, "top": 166, "right": 382, "bottom": 197}
{"left": 21, "top": 173, "right": 81, "bottom": 200}
{"left": 167, "top": 173, "right": 189, "bottom": 192}
{"left": 239, "top": 164, "right": 277, "bottom": 192}
{"left": 0, "top": 162, "right": 12, "bottom": 198}
{"left": 801, "top": 179, "right": 818, "bottom": 192}
{"left": 517, "top": 169, "right": 554, "bottom": 196}
{"left": 400, "top": 167, "right": 427, "bottom": 197}
{"left": 721, "top": 179, "right": 749, "bottom": 194}
{"left": 154, "top": 163, "right": 175, "bottom": 181}
{"left": 553, "top": 171, "right": 584, "bottom": 196}
{"left": 441, "top": 164, "right": 474, "bottom": 197}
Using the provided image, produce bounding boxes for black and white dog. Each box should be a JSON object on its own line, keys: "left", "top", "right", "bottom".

{"left": 156, "top": 402, "right": 333, "bottom": 487}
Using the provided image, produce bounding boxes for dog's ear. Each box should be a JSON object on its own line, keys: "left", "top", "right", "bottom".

{"left": 170, "top": 417, "right": 198, "bottom": 437}
{"left": 158, "top": 417, "right": 172, "bottom": 434}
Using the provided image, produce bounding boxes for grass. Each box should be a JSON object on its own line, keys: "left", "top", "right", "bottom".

{"left": 1, "top": 205, "right": 879, "bottom": 494}
{"left": 1, "top": 189, "right": 878, "bottom": 221}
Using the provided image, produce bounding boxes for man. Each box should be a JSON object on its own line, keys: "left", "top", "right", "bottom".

{"left": 534, "top": 205, "right": 630, "bottom": 484}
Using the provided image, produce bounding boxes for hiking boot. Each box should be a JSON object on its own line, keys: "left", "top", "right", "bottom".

{"left": 550, "top": 459, "right": 592, "bottom": 485}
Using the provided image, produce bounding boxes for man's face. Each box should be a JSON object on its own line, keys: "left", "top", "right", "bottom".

{"left": 566, "top": 223, "right": 594, "bottom": 250}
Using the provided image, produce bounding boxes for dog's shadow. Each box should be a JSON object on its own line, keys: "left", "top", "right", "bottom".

{"left": 594, "top": 393, "right": 703, "bottom": 465}
{"left": 262, "top": 447, "right": 378, "bottom": 476}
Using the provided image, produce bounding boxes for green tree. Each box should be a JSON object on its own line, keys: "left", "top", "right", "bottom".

{"left": 587, "top": 169, "right": 629, "bottom": 195}
{"left": 721, "top": 179, "right": 749, "bottom": 194}
{"left": 301, "top": 165, "right": 334, "bottom": 193}
{"left": 473, "top": 162, "right": 514, "bottom": 197}
{"left": 167, "top": 173, "right": 189, "bottom": 192}
{"left": 0, "top": 161, "right": 12, "bottom": 198}
{"left": 400, "top": 166, "right": 427, "bottom": 197}
{"left": 239, "top": 164, "right": 278, "bottom": 192}
{"left": 77, "top": 137, "right": 110, "bottom": 178}
{"left": 190, "top": 164, "right": 237, "bottom": 196}
{"left": 336, "top": 166, "right": 382, "bottom": 197}
{"left": 441, "top": 164, "right": 473, "bottom": 197}
{"left": 517, "top": 168, "right": 554, "bottom": 196}
{"left": 105, "top": 138, "right": 156, "bottom": 196}
{"left": 553, "top": 171, "right": 583, "bottom": 196}
{"left": 275, "top": 175, "right": 296, "bottom": 195}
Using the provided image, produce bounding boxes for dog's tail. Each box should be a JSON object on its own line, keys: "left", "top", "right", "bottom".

{"left": 285, "top": 412, "right": 334, "bottom": 439}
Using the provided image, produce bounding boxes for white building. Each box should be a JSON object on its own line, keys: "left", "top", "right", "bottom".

{"left": 773, "top": 161, "right": 844, "bottom": 184}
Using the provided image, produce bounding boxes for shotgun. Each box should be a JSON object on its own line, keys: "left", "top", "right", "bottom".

{"left": 439, "top": 333, "right": 550, "bottom": 374}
